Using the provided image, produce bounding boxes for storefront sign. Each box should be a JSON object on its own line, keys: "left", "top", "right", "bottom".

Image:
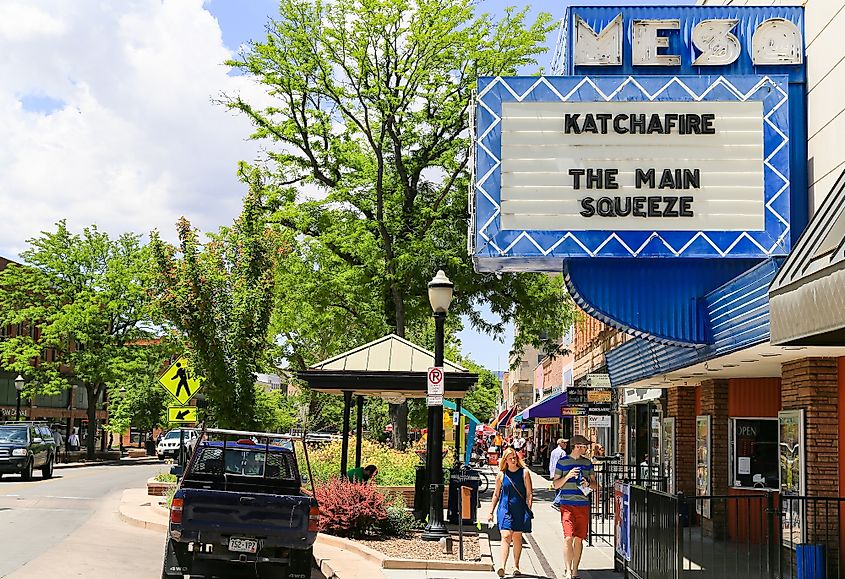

{"left": 586, "top": 373, "right": 611, "bottom": 388}
{"left": 587, "top": 389, "right": 612, "bottom": 403}
{"left": 588, "top": 415, "right": 611, "bottom": 428}
{"left": 574, "top": 15, "right": 802, "bottom": 67}
{"left": 536, "top": 417, "right": 560, "bottom": 425}
{"left": 561, "top": 406, "right": 588, "bottom": 417}
{"left": 471, "top": 6, "right": 801, "bottom": 270}
{"left": 623, "top": 388, "right": 662, "bottom": 406}
{"left": 0, "top": 408, "right": 28, "bottom": 417}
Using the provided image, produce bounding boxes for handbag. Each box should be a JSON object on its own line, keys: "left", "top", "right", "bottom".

{"left": 505, "top": 470, "right": 534, "bottom": 521}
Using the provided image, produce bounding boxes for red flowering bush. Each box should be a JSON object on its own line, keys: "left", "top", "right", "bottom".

{"left": 315, "top": 478, "right": 389, "bottom": 538}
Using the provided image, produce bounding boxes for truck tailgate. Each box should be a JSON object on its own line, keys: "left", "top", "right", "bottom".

{"left": 179, "top": 488, "right": 315, "bottom": 546}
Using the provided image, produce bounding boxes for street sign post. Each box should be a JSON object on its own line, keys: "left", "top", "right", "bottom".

{"left": 168, "top": 406, "right": 198, "bottom": 424}
{"left": 427, "top": 394, "right": 444, "bottom": 407}
{"left": 159, "top": 356, "right": 203, "bottom": 405}
{"left": 427, "top": 367, "right": 444, "bottom": 395}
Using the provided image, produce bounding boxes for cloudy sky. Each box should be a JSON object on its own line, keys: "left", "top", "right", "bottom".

{"left": 0, "top": 0, "right": 684, "bottom": 373}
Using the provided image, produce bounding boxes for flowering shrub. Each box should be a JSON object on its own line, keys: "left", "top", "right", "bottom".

{"left": 315, "top": 478, "right": 388, "bottom": 538}
{"left": 300, "top": 439, "right": 420, "bottom": 486}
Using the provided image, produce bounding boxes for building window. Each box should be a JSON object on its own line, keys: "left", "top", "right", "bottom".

{"left": 729, "top": 418, "right": 778, "bottom": 490}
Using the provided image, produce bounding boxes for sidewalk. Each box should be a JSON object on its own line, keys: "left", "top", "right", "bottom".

{"left": 476, "top": 465, "right": 618, "bottom": 579}
{"left": 55, "top": 455, "right": 161, "bottom": 469}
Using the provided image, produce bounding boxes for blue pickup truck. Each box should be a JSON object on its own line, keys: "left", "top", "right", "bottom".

{"left": 161, "top": 429, "right": 319, "bottom": 579}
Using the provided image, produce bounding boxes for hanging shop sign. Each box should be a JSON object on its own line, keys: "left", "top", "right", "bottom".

{"left": 471, "top": 6, "right": 802, "bottom": 271}
{"left": 588, "top": 415, "right": 611, "bottom": 429}
{"left": 586, "top": 373, "right": 611, "bottom": 388}
{"left": 536, "top": 417, "right": 560, "bottom": 425}
{"left": 561, "top": 406, "right": 588, "bottom": 417}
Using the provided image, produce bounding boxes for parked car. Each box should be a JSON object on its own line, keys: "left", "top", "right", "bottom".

{"left": 0, "top": 423, "right": 56, "bottom": 480}
{"left": 161, "top": 430, "right": 318, "bottom": 579}
{"left": 157, "top": 428, "right": 198, "bottom": 461}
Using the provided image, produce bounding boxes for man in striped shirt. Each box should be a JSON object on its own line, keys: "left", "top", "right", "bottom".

{"left": 553, "top": 435, "right": 597, "bottom": 579}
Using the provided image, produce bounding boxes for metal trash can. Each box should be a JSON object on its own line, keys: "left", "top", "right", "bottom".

{"left": 796, "top": 544, "right": 826, "bottom": 579}
{"left": 448, "top": 467, "right": 480, "bottom": 525}
{"left": 413, "top": 465, "right": 428, "bottom": 520}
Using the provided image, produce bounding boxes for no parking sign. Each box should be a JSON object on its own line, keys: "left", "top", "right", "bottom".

{"left": 427, "top": 366, "right": 444, "bottom": 406}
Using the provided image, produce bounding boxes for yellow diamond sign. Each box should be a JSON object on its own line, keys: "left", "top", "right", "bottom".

{"left": 168, "top": 406, "right": 198, "bottom": 424}
{"left": 159, "top": 356, "right": 202, "bottom": 405}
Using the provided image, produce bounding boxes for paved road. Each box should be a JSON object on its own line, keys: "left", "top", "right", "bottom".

{"left": 0, "top": 460, "right": 165, "bottom": 578}
{"left": 0, "top": 459, "right": 325, "bottom": 579}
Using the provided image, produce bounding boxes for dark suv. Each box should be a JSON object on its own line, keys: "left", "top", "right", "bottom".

{"left": 0, "top": 423, "right": 56, "bottom": 480}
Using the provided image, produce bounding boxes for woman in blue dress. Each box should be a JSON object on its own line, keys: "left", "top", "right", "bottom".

{"left": 488, "top": 446, "right": 533, "bottom": 577}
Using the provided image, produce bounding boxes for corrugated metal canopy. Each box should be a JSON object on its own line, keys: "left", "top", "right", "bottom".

{"left": 309, "top": 334, "right": 467, "bottom": 373}
{"left": 770, "top": 170, "right": 845, "bottom": 345}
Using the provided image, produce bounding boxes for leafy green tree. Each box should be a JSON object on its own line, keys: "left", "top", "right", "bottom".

{"left": 226, "top": 0, "right": 574, "bottom": 445}
{"left": 0, "top": 222, "right": 155, "bottom": 458}
{"left": 150, "top": 187, "right": 279, "bottom": 429}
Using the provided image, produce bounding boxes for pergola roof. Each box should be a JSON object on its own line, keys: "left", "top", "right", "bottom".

{"left": 298, "top": 334, "right": 478, "bottom": 398}
{"left": 310, "top": 334, "right": 467, "bottom": 373}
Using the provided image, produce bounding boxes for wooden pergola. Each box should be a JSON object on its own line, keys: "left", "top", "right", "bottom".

{"left": 296, "top": 334, "right": 478, "bottom": 477}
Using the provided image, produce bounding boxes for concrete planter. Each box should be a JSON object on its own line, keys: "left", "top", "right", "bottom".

{"left": 147, "top": 477, "right": 177, "bottom": 496}
{"left": 375, "top": 485, "right": 448, "bottom": 509}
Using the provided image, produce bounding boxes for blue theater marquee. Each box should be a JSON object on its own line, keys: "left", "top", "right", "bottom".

{"left": 471, "top": 5, "right": 805, "bottom": 273}
{"left": 470, "top": 5, "right": 806, "bottom": 347}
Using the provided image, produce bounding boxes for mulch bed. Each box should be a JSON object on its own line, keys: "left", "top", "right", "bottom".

{"left": 357, "top": 532, "right": 481, "bottom": 561}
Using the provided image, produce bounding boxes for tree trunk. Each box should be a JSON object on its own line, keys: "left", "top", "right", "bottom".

{"left": 86, "top": 384, "right": 97, "bottom": 460}
{"left": 392, "top": 288, "right": 409, "bottom": 447}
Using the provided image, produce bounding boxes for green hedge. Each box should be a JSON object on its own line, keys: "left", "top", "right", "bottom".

{"left": 299, "top": 439, "right": 420, "bottom": 486}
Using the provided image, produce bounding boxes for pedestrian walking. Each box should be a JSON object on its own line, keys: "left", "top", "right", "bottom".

{"left": 67, "top": 430, "right": 80, "bottom": 452}
{"left": 548, "top": 438, "right": 568, "bottom": 480}
{"left": 552, "top": 434, "right": 597, "bottom": 579}
{"left": 512, "top": 433, "right": 525, "bottom": 460}
{"left": 525, "top": 437, "right": 534, "bottom": 465}
{"left": 488, "top": 447, "right": 533, "bottom": 577}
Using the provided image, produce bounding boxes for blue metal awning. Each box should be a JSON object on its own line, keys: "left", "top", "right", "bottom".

{"left": 516, "top": 390, "right": 566, "bottom": 420}
{"left": 606, "top": 258, "right": 783, "bottom": 386}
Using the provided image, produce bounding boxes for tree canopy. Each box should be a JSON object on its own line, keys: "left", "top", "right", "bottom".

{"left": 226, "top": 0, "right": 575, "bottom": 444}
{"left": 0, "top": 222, "right": 155, "bottom": 457}
{"left": 150, "top": 187, "right": 280, "bottom": 429}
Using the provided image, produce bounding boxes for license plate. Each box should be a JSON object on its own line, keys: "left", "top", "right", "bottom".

{"left": 228, "top": 537, "right": 258, "bottom": 554}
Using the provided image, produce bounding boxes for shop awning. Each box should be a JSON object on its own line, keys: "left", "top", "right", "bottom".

{"left": 770, "top": 170, "right": 845, "bottom": 345}
{"left": 492, "top": 406, "right": 518, "bottom": 428}
{"left": 516, "top": 390, "right": 566, "bottom": 420}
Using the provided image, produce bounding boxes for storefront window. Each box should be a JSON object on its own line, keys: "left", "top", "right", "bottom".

{"left": 729, "top": 418, "right": 778, "bottom": 489}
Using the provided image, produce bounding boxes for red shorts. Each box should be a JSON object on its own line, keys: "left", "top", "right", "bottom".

{"left": 560, "top": 505, "right": 589, "bottom": 539}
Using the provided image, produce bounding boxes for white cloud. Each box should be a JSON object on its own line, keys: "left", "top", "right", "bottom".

{"left": 0, "top": 0, "right": 271, "bottom": 257}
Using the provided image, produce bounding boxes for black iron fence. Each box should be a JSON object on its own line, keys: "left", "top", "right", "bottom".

{"left": 590, "top": 460, "right": 670, "bottom": 546}
{"left": 613, "top": 486, "right": 844, "bottom": 579}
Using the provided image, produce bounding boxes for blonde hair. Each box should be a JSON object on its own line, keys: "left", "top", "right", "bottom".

{"left": 498, "top": 447, "right": 526, "bottom": 471}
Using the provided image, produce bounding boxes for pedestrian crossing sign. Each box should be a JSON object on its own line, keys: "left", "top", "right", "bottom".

{"left": 168, "top": 406, "right": 198, "bottom": 424}
{"left": 158, "top": 356, "right": 203, "bottom": 405}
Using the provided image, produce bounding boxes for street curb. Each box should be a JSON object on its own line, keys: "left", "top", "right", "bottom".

{"left": 56, "top": 457, "right": 160, "bottom": 470}
{"left": 118, "top": 505, "right": 168, "bottom": 533}
{"left": 313, "top": 553, "right": 341, "bottom": 579}
{"left": 118, "top": 489, "right": 169, "bottom": 533}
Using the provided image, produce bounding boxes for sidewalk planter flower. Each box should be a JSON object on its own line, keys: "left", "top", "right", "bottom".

{"left": 301, "top": 439, "right": 419, "bottom": 486}
{"left": 147, "top": 474, "right": 178, "bottom": 496}
{"left": 315, "top": 478, "right": 388, "bottom": 539}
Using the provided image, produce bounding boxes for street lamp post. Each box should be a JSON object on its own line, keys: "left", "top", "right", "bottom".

{"left": 422, "top": 269, "right": 453, "bottom": 541}
{"left": 14, "top": 375, "right": 24, "bottom": 422}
